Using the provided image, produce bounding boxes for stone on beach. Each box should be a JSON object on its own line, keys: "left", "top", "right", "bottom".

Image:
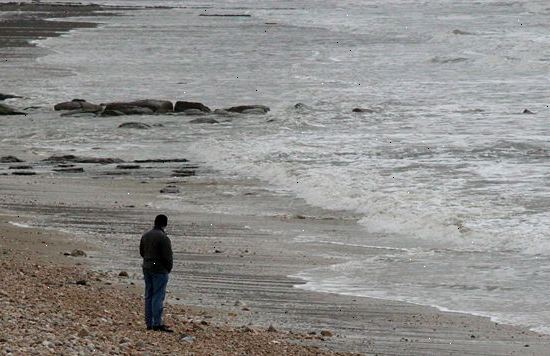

{"left": 522, "top": 109, "right": 535, "bottom": 114}
{"left": 0, "top": 103, "right": 26, "bottom": 115}
{"left": 70, "top": 249, "right": 87, "bottom": 257}
{"left": 174, "top": 101, "right": 211, "bottom": 113}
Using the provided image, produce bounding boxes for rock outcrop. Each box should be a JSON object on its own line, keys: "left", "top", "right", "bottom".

{"left": 225, "top": 105, "right": 270, "bottom": 114}
{"left": 54, "top": 99, "right": 102, "bottom": 112}
{"left": 118, "top": 122, "right": 152, "bottom": 129}
{"left": 130, "top": 99, "right": 173, "bottom": 113}
{"left": 189, "top": 117, "right": 219, "bottom": 124}
{"left": 174, "top": 101, "right": 211, "bottom": 113}
{"left": 102, "top": 99, "right": 173, "bottom": 116}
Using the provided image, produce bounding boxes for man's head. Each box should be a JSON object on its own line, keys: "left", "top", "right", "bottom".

{"left": 154, "top": 214, "right": 168, "bottom": 228}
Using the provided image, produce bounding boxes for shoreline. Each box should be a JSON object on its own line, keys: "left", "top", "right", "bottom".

{"left": 0, "top": 212, "right": 342, "bottom": 355}
{"left": 1, "top": 168, "right": 550, "bottom": 354}
{"left": 2, "top": 2, "right": 550, "bottom": 355}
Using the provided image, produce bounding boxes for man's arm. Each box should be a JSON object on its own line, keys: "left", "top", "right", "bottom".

{"left": 161, "top": 235, "right": 173, "bottom": 273}
{"left": 139, "top": 235, "right": 145, "bottom": 258}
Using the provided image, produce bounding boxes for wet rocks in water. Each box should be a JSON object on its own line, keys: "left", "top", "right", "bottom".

{"left": 352, "top": 107, "right": 376, "bottom": 113}
{"left": 70, "top": 249, "right": 87, "bottom": 257}
{"left": 180, "top": 109, "right": 207, "bottom": 116}
{"left": 172, "top": 169, "right": 195, "bottom": 177}
{"left": 102, "top": 99, "right": 173, "bottom": 116}
{"left": 199, "top": 13, "right": 251, "bottom": 17}
{"left": 118, "top": 271, "right": 129, "bottom": 277}
{"left": 189, "top": 117, "right": 219, "bottom": 124}
{"left": 320, "top": 330, "right": 333, "bottom": 337}
{"left": 8, "top": 165, "right": 31, "bottom": 170}
{"left": 53, "top": 167, "right": 85, "bottom": 173}
{"left": 225, "top": 105, "right": 270, "bottom": 114}
{"left": 116, "top": 164, "right": 140, "bottom": 169}
{"left": 0, "top": 156, "right": 23, "bottom": 163}
{"left": 134, "top": 158, "right": 188, "bottom": 163}
{"left": 0, "top": 93, "right": 22, "bottom": 101}
{"left": 213, "top": 109, "right": 237, "bottom": 117}
{"left": 452, "top": 29, "right": 473, "bottom": 35}
{"left": 174, "top": 101, "right": 211, "bottom": 113}
{"left": 102, "top": 104, "right": 154, "bottom": 117}
{"left": 522, "top": 109, "right": 535, "bottom": 114}
{"left": 54, "top": 99, "right": 102, "bottom": 113}
{"left": 160, "top": 185, "right": 180, "bottom": 194}
{"left": 11, "top": 171, "right": 35, "bottom": 176}
{"left": 43, "top": 155, "right": 123, "bottom": 164}
{"left": 267, "top": 325, "right": 277, "bottom": 332}
{"left": 118, "top": 122, "right": 152, "bottom": 129}
{"left": 129, "top": 99, "right": 173, "bottom": 113}
{"left": 0, "top": 103, "right": 26, "bottom": 115}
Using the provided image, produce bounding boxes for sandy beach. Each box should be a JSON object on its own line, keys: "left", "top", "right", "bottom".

{"left": 1, "top": 2, "right": 550, "bottom": 355}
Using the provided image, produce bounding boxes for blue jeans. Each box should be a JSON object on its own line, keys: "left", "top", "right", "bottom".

{"left": 143, "top": 271, "right": 169, "bottom": 328}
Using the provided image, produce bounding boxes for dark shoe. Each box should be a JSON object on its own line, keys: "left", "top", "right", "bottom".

{"left": 153, "top": 325, "right": 174, "bottom": 333}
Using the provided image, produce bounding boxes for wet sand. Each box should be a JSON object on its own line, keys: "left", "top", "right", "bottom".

{"left": 1, "top": 2, "right": 550, "bottom": 355}
{"left": 0, "top": 163, "right": 549, "bottom": 355}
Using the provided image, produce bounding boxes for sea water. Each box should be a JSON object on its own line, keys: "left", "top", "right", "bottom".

{"left": 2, "top": 0, "right": 549, "bottom": 332}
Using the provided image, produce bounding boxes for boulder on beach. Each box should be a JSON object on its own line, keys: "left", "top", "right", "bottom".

{"left": 174, "top": 101, "right": 211, "bottom": 113}
{"left": 54, "top": 99, "right": 102, "bottom": 112}
{"left": 0, "top": 103, "right": 26, "bottom": 115}
{"left": 0, "top": 93, "right": 22, "bottom": 101}
{"left": 225, "top": 105, "right": 270, "bottom": 114}
{"left": 522, "top": 109, "right": 535, "bottom": 114}
{"left": 118, "top": 122, "right": 152, "bottom": 129}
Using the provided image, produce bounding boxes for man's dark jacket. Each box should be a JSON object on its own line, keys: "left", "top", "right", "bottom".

{"left": 140, "top": 227, "right": 173, "bottom": 274}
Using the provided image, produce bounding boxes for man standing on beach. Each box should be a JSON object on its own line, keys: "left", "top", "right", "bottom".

{"left": 140, "top": 214, "right": 173, "bottom": 332}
